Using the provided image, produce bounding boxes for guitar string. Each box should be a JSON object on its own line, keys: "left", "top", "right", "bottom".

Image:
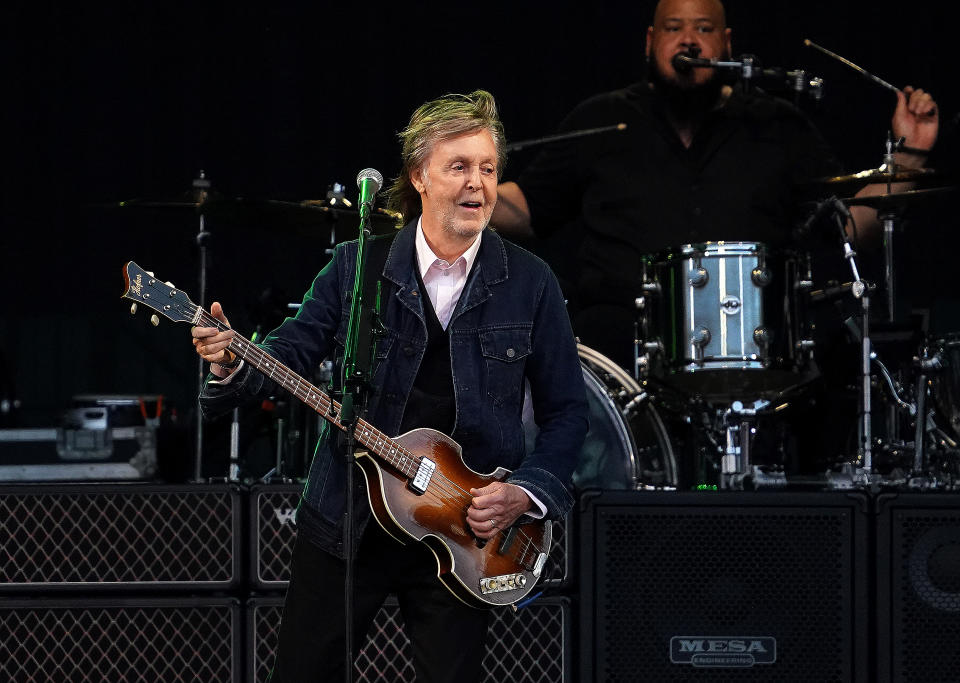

{"left": 192, "top": 305, "right": 545, "bottom": 568}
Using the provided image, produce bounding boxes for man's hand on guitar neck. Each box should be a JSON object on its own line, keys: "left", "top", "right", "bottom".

{"left": 191, "top": 301, "right": 239, "bottom": 378}
{"left": 467, "top": 482, "right": 534, "bottom": 540}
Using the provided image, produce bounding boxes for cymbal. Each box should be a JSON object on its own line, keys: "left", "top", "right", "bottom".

{"left": 839, "top": 186, "right": 956, "bottom": 210}
{"left": 809, "top": 166, "right": 941, "bottom": 189}
{"left": 94, "top": 194, "right": 403, "bottom": 236}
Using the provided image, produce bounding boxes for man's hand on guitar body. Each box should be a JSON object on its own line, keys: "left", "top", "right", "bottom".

{"left": 191, "top": 301, "right": 238, "bottom": 378}
{"left": 467, "top": 481, "right": 533, "bottom": 540}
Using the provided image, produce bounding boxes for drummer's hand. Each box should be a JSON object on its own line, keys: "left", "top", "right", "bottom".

{"left": 892, "top": 86, "right": 939, "bottom": 164}
{"left": 191, "top": 301, "right": 237, "bottom": 378}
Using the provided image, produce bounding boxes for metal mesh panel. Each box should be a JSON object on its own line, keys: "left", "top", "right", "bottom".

{"left": 251, "top": 485, "right": 302, "bottom": 589}
{"left": 251, "top": 483, "right": 572, "bottom": 589}
{"left": 0, "top": 484, "right": 240, "bottom": 590}
{"left": 879, "top": 494, "right": 960, "bottom": 682}
{"left": 0, "top": 598, "right": 239, "bottom": 682}
{"left": 580, "top": 491, "right": 868, "bottom": 683}
{"left": 248, "top": 596, "right": 569, "bottom": 682}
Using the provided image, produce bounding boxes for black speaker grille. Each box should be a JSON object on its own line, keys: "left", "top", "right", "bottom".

{"left": 0, "top": 484, "right": 240, "bottom": 590}
{"left": 885, "top": 503, "right": 960, "bottom": 681}
{"left": 0, "top": 598, "right": 239, "bottom": 682}
{"left": 582, "top": 492, "right": 866, "bottom": 683}
{"left": 248, "top": 596, "right": 569, "bottom": 682}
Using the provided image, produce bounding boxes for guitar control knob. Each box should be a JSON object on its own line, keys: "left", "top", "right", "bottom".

{"left": 150, "top": 315, "right": 160, "bottom": 327}
{"left": 130, "top": 303, "right": 138, "bottom": 315}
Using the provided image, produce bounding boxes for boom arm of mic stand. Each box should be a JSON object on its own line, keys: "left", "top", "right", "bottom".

{"left": 505, "top": 123, "right": 627, "bottom": 153}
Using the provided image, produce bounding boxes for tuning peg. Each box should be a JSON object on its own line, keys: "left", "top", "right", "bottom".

{"left": 150, "top": 315, "right": 160, "bottom": 326}
{"left": 165, "top": 281, "right": 175, "bottom": 287}
{"left": 130, "top": 303, "right": 138, "bottom": 315}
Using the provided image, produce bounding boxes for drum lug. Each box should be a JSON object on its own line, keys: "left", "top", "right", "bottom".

{"left": 641, "top": 282, "right": 661, "bottom": 296}
{"left": 689, "top": 266, "right": 709, "bottom": 288}
{"left": 691, "top": 327, "right": 711, "bottom": 348}
{"left": 634, "top": 296, "right": 646, "bottom": 311}
{"left": 636, "top": 354, "right": 651, "bottom": 375}
{"left": 644, "top": 340, "right": 663, "bottom": 354}
{"left": 751, "top": 266, "right": 772, "bottom": 287}
{"left": 795, "top": 278, "right": 814, "bottom": 291}
{"left": 796, "top": 339, "right": 816, "bottom": 351}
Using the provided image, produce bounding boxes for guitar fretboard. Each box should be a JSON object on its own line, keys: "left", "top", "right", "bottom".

{"left": 194, "top": 308, "right": 420, "bottom": 480}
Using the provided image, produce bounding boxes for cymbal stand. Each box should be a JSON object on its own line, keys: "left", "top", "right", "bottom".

{"left": 194, "top": 170, "right": 212, "bottom": 483}
{"left": 831, "top": 202, "right": 875, "bottom": 475}
{"left": 880, "top": 132, "right": 903, "bottom": 323}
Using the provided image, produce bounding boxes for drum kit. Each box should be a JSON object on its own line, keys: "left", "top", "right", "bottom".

{"left": 565, "top": 151, "right": 958, "bottom": 494}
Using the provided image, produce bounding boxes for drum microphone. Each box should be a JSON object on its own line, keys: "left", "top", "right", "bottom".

{"left": 800, "top": 196, "right": 850, "bottom": 236}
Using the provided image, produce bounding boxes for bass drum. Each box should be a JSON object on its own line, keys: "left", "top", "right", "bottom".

{"left": 523, "top": 344, "right": 678, "bottom": 490}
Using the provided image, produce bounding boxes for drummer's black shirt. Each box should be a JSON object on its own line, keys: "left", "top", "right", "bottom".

{"left": 516, "top": 82, "right": 841, "bottom": 365}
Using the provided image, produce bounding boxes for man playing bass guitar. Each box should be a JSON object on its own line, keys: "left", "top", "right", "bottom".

{"left": 190, "top": 90, "right": 588, "bottom": 683}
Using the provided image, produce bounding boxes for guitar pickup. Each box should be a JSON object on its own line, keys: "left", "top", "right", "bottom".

{"left": 410, "top": 457, "right": 436, "bottom": 494}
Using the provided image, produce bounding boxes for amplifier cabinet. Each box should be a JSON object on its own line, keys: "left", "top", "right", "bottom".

{"left": 876, "top": 492, "right": 960, "bottom": 682}
{"left": 0, "top": 483, "right": 241, "bottom": 591}
{"left": 579, "top": 490, "right": 870, "bottom": 682}
{"left": 0, "top": 596, "right": 241, "bottom": 682}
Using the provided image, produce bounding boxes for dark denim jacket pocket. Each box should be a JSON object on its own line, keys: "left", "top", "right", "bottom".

{"left": 479, "top": 326, "right": 532, "bottom": 405}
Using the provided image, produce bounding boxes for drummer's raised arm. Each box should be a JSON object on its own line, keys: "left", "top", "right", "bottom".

{"left": 492, "top": 181, "right": 534, "bottom": 239}
{"left": 849, "top": 86, "right": 939, "bottom": 243}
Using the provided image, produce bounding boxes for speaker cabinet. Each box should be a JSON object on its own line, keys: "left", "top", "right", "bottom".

{"left": 579, "top": 490, "right": 869, "bottom": 682}
{"left": 0, "top": 484, "right": 241, "bottom": 591}
{"left": 247, "top": 595, "right": 571, "bottom": 683}
{"left": 877, "top": 492, "right": 960, "bottom": 682}
{"left": 0, "top": 597, "right": 240, "bottom": 681}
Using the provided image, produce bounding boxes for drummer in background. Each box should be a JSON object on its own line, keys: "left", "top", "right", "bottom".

{"left": 492, "top": 0, "right": 939, "bottom": 371}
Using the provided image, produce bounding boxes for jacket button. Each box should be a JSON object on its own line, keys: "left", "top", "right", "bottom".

{"left": 506, "top": 348, "right": 516, "bottom": 358}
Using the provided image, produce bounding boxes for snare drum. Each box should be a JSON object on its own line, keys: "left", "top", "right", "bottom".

{"left": 524, "top": 344, "right": 677, "bottom": 489}
{"left": 639, "top": 241, "right": 815, "bottom": 400}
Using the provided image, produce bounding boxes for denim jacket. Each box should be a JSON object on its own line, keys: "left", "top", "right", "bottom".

{"left": 200, "top": 221, "right": 588, "bottom": 558}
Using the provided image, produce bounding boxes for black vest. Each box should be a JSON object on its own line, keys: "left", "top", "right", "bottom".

{"left": 398, "top": 268, "right": 456, "bottom": 435}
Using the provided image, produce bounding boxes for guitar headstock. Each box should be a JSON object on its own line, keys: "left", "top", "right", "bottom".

{"left": 122, "top": 261, "right": 198, "bottom": 325}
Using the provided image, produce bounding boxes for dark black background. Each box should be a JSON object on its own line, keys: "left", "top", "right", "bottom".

{"left": 2, "top": 0, "right": 957, "bottom": 430}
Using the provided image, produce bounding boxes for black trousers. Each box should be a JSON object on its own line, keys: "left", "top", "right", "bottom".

{"left": 269, "top": 520, "right": 490, "bottom": 683}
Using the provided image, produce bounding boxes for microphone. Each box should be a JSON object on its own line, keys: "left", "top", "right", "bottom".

{"left": 800, "top": 196, "right": 848, "bottom": 236}
{"left": 671, "top": 52, "right": 714, "bottom": 72}
{"left": 356, "top": 168, "right": 383, "bottom": 218}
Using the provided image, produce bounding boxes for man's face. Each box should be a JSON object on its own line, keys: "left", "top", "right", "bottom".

{"left": 412, "top": 129, "right": 498, "bottom": 242}
{"left": 646, "top": 0, "right": 732, "bottom": 89}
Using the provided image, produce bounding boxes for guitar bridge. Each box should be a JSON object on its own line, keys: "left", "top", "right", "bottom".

{"left": 479, "top": 572, "right": 527, "bottom": 596}
{"left": 410, "top": 457, "right": 436, "bottom": 494}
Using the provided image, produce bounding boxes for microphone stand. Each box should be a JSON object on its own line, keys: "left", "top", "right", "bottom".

{"left": 193, "top": 170, "right": 212, "bottom": 483}
{"left": 338, "top": 171, "right": 383, "bottom": 682}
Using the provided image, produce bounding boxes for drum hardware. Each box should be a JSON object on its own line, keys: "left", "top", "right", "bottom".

{"left": 720, "top": 399, "right": 768, "bottom": 490}
{"left": 636, "top": 241, "right": 816, "bottom": 400}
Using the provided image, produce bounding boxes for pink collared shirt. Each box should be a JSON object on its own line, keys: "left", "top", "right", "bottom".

{"left": 414, "top": 218, "right": 483, "bottom": 329}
